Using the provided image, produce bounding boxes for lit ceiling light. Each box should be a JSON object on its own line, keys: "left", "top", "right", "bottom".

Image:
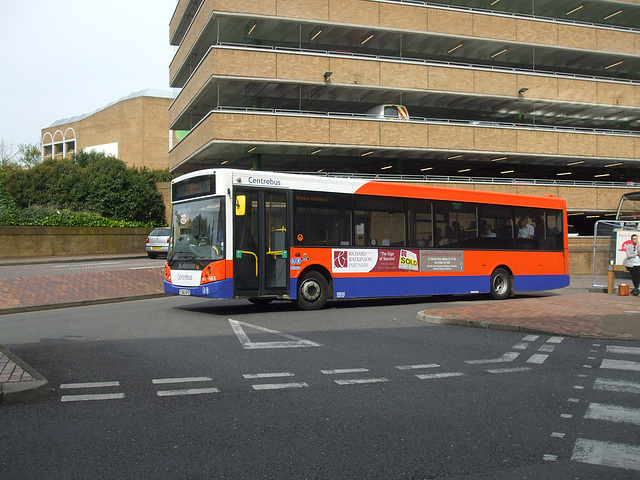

{"left": 448, "top": 43, "right": 463, "bottom": 54}
{"left": 605, "top": 61, "right": 623, "bottom": 70}
{"left": 604, "top": 162, "right": 623, "bottom": 167}
{"left": 604, "top": 10, "right": 623, "bottom": 20}
{"left": 361, "top": 34, "right": 374, "bottom": 45}
{"left": 221, "top": 160, "right": 228, "bottom": 165}
{"left": 566, "top": 5, "right": 584, "bottom": 15}
{"left": 310, "top": 28, "right": 322, "bottom": 41}
{"left": 447, "top": 154, "right": 462, "bottom": 160}
{"left": 317, "top": 168, "right": 324, "bottom": 173}
{"left": 247, "top": 23, "right": 257, "bottom": 35}
{"left": 586, "top": 215, "right": 600, "bottom": 218}
{"left": 246, "top": 146, "right": 257, "bottom": 153}
{"left": 490, "top": 48, "right": 507, "bottom": 58}
{"left": 501, "top": 170, "right": 515, "bottom": 174}
{"left": 557, "top": 172, "right": 572, "bottom": 176}
{"left": 491, "top": 156, "right": 507, "bottom": 162}
{"left": 361, "top": 150, "right": 374, "bottom": 156}
{"left": 381, "top": 165, "right": 393, "bottom": 170}
{"left": 567, "top": 160, "right": 584, "bottom": 166}
{"left": 420, "top": 167, "right": 433, "bottom": 171}
{"left": 310, "top": 148, "right": 322, "bottom": 155}
{"left": 594, "top": 173, "right": 610, "bottom": 178}
{"left": 568, "top": 212, "right": 585, "bottom": 216}
{"left": 491, "top": 0, "right": 500, "bottom": 5}
{"left": 458, "top": 168, "right": 471, "bottom": 173}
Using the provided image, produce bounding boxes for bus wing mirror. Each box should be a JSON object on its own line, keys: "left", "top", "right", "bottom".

{"left": 235, "top": 195, "right": 246, "bottom": 216}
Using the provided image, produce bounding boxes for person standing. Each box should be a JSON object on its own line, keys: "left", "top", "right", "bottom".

{"left": 624, "top": 234, "right": 640, "bottom": 295}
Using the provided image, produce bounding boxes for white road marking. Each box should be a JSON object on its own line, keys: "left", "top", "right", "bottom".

{"left": 395, "top": 364, "right": 440, "bottom": 370}
{"left": 152, "top": 377, "right": 212, "bottom": 384}
{"left": 252, "top": 383, "right": 308, "bottom": 391}
{"left": 594, "top": 378, "right": 640, "bottom": 394}
{"left": 416, "top": 372, "right": 464, "bottom": 380}
{"left": 547, "top": 337, "right": 564, "bottom": 344}
{"left": 157, "top": 388, "right": 220, "bottom": 397}
{"left": 538, "top": 344, "right": 555, "bottom": 353}
{"left": 574, "top": 385, "right": 584, "bottom": 390}
{"left": 523, "top": 335, "right": 539, "bottom": 341}
{"left": 486, "top": 367, "right": 531, "bottom": 374}
{"left": 607, "top": 346, "right": 640, "bottom": 356}
{"left": 572, "top": 439, "right": 640, "bottom": 471}
{"left": 229, "top": 319, "right": 321, "bottom": 349}
{"left": 585, "top": 403, "right": 640, "bottom": 426}
{"left": 568, "top": 398, "right": 580, "bottom": 403}
{"left": 512, "top": 342, "right": 529, "bottom": 350}
{"left": 561, "top": 414, "right": 573, "bottom": 419}
{"left": 243, "top": 372, "right": 295, "bottom": 379}
{"left": 60, "top": 381, "right": 120, "bottom": 389}
{"left": 527, "top": 354, "right": 548, "bottom": 364}
{"left": 600, "top": 359, "right": 640, "bottom": 372}
{"left": 321, "top": 368, "right": 369, "bottom": 375}
{"left": 334, "top": 378, "right": 389, "bottom": 386}
{"left": 551, "top": 432, "right": 566, "bottom": 438}
{"left": 465, "top": 351, "right": 519, "bottom": 365}
{"left": 61, "top": 393, "right": 125, "bottom": 402}
{"left": 543, "top": 454, "right": 558, "bottom": 462}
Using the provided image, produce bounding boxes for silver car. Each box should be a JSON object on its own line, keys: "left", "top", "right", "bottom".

{"left": 146, "top": 227, "right": 169, "bottom": 258}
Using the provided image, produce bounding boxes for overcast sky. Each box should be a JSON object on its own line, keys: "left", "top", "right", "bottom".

{"left": 0, "top": 0, "right": 176, "bottom": 150}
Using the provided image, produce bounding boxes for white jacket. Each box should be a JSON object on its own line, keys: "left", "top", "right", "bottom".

{"left": 624, "top": 243, "right": 640, "bottom": 268}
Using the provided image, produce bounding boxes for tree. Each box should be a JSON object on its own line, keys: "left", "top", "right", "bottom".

{"left": 17, "top": 143, "right": 42, "bottom": 168}
{"left": 0, "top": 139, "right": 18, "bottom": 166}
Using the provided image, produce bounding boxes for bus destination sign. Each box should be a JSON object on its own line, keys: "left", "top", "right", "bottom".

{"left": 173, "top": 175, "right": 216, "bottom": 201}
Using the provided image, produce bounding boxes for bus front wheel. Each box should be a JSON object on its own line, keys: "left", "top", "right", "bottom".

{"left": 297, "top": 271, "right": 328, "bottom": 310}
{"left": 490, "top": 268, "right": 512, "bottom": 300}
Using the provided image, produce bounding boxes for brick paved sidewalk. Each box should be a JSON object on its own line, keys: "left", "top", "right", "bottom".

{"left": 0, "top": 268, "right": 165, "bottom": 314}
{"left": 419, "top": 291, "right": 640, "bottom": 340}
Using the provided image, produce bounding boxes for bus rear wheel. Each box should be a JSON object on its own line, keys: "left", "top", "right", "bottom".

{"left": 490, "top": 268, "right": 512, "bottom": 300}
{"left": 297, "top": 271, "right": 328, "bottom": 310}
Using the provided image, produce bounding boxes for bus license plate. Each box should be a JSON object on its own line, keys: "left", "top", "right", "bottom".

{"left": 179, "top": 289, "right": 191, "bottom": 296}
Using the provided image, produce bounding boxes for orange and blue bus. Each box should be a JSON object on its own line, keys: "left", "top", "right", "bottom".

{"left": 164, "top": 169, "right": 569, "bottom": 309}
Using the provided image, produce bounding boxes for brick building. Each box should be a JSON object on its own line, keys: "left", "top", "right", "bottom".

{"left": 167, "top": 0, "right": 640, "bottom": 232}
{"left": 41, "top": 89, "right": 176, "bottom": 170}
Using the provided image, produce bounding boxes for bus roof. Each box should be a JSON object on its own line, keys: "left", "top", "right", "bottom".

{"left": 173, "top": 169, "right": 566, "bottom": 209}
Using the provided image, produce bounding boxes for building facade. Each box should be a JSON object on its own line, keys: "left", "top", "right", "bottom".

{"left": 168, "top": 0, "right": 640, "bottom": 230}
{"left": 41, "top": 89, "right": 175, "bottom": 170}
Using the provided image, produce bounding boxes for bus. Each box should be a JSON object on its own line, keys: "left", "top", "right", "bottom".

{"left": 164, "top": 169, "right": 569, "bottom": 309}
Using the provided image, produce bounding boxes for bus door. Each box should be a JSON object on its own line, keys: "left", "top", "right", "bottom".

{"left": 233, "top": 189, "right": 289, "bottom": 298}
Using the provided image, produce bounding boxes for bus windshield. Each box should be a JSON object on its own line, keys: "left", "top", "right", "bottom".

{"left": 169, "top": 197, "right": 225, "bottom": 262}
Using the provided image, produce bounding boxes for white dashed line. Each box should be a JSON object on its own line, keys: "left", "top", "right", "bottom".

{"left": 527, "top": 354, "right": 548, "bottom": 364}
{"left": 334, "top": 378, "right": 389, "bottom": 386}
{"left": 395, "top": 364, "right": 440, "bottom": 370}
{"left": 60, "top": 381, "right": 120, "bottom": 389}
{"left": 157, "top": 387, "right": 220, "bottom": 397}
{"left": 252, "top": 383, "right": 308, "bottom": 391}
{"left": 152, "top": 377, "right": 212, "bottom": 384}
{"left": 243, "top": 372, "right": 295, "bottom": 379}
{"left": 416, "top": 372, "right": 464, "bottom": 380}
{"left": 61, "top": 393, "right": 125, "bottom": 402}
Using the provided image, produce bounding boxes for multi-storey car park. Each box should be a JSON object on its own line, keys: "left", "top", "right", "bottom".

{"left": 167, "top": 0, "right": 640, "bottom": 234}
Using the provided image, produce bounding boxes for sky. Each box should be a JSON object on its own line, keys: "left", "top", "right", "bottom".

{"left": 0, "top": 0, "right": 177, "bottom": 151}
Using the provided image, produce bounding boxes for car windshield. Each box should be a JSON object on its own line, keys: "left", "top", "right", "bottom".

{"left": 169, "top": 197, "right": 225, "bottom": 262}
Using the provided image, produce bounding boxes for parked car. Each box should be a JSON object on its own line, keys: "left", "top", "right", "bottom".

{"left": 568, "top": 225, "right": 579, "bottom": 237}
{"left": 146, "top": 227, "right": 170, "bottom": 258}
{"left": 365, "top": 104, "right": 409, "bottom": 120}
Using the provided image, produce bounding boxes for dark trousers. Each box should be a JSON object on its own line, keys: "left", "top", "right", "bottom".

{"left": 627, "top": 265, "right": 640, "bottom": 291}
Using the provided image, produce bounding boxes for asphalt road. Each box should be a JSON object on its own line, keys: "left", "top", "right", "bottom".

{"left": 3, "top": 294, "right": 640, "bottom": 479}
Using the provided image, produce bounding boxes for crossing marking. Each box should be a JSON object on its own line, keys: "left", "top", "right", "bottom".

{"left": 334, "top": 378, "right": 389, "bottom": 386}
{"left": 321, "top": 368, "right": 369, "bottom": 375}
{"left": 416, "top": 372, "right": 464, "bottom": 380}
{"left": 252, "top": 383, "right": 308, "bottom": 391}
{"left": 594, "top": 378, "right": 640, "bottom": 394}
{"left": 572, "top": 439, "right": 640, "bottom": 472}
{"left": 243, "top": 372, "right": 295, "bottom": 379}
{"left": 527, "top": 354, "right": 548, "bottom": 364}
{"left": 585, "top": 403, "right": 640, "bottom": 426}
{"left": 152, "top": 377, "right": 212, "bottom": 384}
{"left": 487, "top": 366, "right": 531, "bottom": 374}
{"left": 61, "top": 393, "right": 125, "bottom": 402}
{"left": 465, "top": 351, "right": 519, "bottom": 365}
{"left": 606, "top": 346, "right": 640, "bottom": 356}
{"left": 60, "top": 381, "right": 120, "bottom": 389}
{"left": 395, "top": 364, "right": 440, "bottom": 370}
{"left": 600, "top": 359, "right": 640, "bottom": 372}
{"left": 157, "top": 388, "right": 220, "bottom": 397}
